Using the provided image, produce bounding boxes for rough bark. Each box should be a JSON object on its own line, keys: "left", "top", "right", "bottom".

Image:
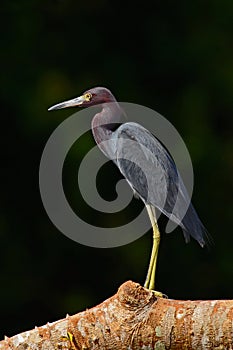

{"left": 1, "top": 281, "right": 233, "bottom": 349}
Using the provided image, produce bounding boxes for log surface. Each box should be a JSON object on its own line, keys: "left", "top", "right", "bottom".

{"left": 1, "top": 281, "right": 233, "bottom": 349}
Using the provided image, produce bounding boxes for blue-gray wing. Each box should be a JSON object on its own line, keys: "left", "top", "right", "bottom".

{"left": 113, "top": 122, "right": 207, "bottom": 246}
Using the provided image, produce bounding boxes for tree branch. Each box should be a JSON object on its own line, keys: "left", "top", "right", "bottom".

{"left": 1, "top": 281, "right": 233, "bottom": 349}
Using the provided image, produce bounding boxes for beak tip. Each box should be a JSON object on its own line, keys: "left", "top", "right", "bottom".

{"left": 48, "top": 106, "right": 59, "bottom": 111}
{"left": 48, "top": 104, "right": 63, "bottom": 111}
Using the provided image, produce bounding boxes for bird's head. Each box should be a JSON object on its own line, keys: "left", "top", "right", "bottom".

{"left": 48, "top": 87, "right": 116, "bottom": 111}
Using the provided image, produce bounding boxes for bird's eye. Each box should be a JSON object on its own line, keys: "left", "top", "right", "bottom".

{"left": 85, "top": 93, "right": 92, "bottom": 101}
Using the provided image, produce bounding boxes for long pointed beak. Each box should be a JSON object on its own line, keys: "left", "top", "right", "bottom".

{"left": 48, "top": 95, "right": 86, "bottom": 111}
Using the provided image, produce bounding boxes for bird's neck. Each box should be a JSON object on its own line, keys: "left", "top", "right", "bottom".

{"left": 91, "top": 102, "right": 125, "bottom": 158}
{"left": 92, "top": 102, "right": 124, "bottom": 138}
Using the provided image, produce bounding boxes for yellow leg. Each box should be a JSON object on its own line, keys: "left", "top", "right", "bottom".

{"left": 144, "top": 205, "right": 162, "bottom": 295}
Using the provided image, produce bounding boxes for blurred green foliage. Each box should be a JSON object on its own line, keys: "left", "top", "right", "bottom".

{"left": 1, "top": 0, "right": 233, "bottom": 339}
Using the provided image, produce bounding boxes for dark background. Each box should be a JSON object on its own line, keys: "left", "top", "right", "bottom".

{"left": 1, "top": 0, "right": 233, "bottom": 339}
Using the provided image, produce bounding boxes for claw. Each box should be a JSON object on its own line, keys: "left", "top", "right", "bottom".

{"left": 145, "top": 288, "right": 168, "bottom": 298}
{"left": 153, "top": 291, "right": 168, "bottom": 298}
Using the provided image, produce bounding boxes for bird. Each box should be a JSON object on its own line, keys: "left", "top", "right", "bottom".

{"left": 48, "top": 87, "right": 209, "bottom": 294}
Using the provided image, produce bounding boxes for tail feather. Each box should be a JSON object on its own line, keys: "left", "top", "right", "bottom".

{"left": 181, "top": 204, "right": 212, "bottom": 248}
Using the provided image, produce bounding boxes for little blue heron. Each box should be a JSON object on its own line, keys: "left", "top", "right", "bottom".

{"left": 48, "top": 87, "right": 208, "bottom": 294}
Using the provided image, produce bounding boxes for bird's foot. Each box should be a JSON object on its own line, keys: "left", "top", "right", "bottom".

{"left": 153, "top": 290, "right": 168, "bottom": 298}
{"left": 145, "top": 288, "right": 168, "bottom": 298}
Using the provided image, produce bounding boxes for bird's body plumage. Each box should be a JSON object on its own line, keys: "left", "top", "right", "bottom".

{"left": 92, "top": 120, "right": 207, "bottom": 247}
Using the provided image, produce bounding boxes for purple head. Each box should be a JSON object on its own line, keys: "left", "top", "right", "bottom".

{"left": 48, "top": 87, "right": 116, "bottom": 111}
